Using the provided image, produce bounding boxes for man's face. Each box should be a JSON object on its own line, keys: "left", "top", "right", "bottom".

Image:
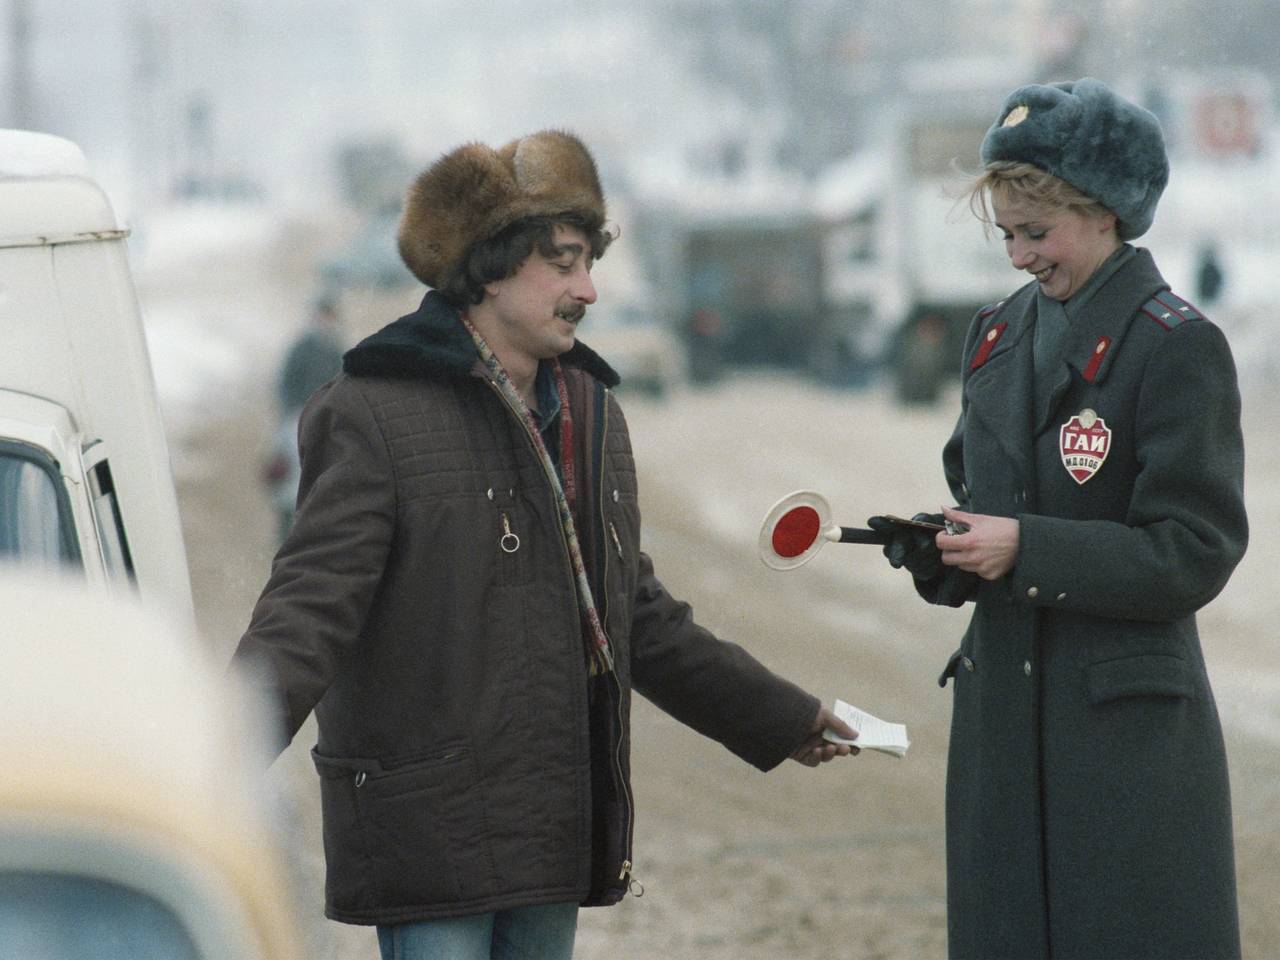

{"left": 483, "top": 223, "right": 597, "bottom": 363}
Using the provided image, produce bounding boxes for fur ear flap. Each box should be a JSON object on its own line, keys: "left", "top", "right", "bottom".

{"left": 397, "top": 130, "right": 606, "bottom": 290}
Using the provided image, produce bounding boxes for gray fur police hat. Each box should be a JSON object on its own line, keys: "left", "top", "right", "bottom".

{"left": 980, "top": 77, "right": 1169, "bottom": 239}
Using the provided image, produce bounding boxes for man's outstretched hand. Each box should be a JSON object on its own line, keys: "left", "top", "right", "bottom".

{"left": 790, "top": 705, "right": 860, "bottom": 767}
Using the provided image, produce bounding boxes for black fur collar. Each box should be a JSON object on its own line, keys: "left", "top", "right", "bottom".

{"left": 343, "top": 290, "right": 620, "bottom": 387}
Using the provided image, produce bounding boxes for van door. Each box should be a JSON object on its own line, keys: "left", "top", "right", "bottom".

{"left": 80, "top": 440, "right": 136, "bottom": 590}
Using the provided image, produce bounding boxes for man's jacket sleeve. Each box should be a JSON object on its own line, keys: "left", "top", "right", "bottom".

{"left": 627, "top": 552, "right": 819, "bottom": 772}
{"left": 231, "top": 377, "right": 396, "bottom": 753}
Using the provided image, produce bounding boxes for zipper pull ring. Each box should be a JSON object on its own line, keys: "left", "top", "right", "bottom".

{"left": 500, "top": 512, "right": 520, "bottom": 554}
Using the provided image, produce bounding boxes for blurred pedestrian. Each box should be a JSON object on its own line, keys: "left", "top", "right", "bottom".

{"left": 277, "top": 296, "right": 344, "bottom": 413}
{"left": 894, "top": 312, "right": 947, "bottom": 405}
{"left": 1196, "top": 239, "right": 1226, "bottom": 306}
{"left": 262, "top": 297, "right": 344, "bottom": 541}
{"left": 684, "top": 305, "right": 725, "bottom": 385}
{"left": 870, "top": 78, "right": 1246, "bottom": 959}
{"left": 232, "top": 129, "right": 858, "bottom": 960}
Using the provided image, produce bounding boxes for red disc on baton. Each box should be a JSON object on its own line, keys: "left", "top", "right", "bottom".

{"left": 759, "top": 490, "right": 838, "bottom": 570}
{"left": 772, "top": 506, "right": 821, "bottom": 558}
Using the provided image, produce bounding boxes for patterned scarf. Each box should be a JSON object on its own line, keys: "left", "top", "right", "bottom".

{"left": 460, "top": 314, "right": 614, "bottom": 676}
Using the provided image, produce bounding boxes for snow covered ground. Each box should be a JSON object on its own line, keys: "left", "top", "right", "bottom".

{"left": 133, "top": 206, "right": 1280, "bottom": 958}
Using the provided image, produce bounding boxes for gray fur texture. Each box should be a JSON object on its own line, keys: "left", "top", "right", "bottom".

{"left": 981, "top": 78, "right": 1168, "bottom": 239}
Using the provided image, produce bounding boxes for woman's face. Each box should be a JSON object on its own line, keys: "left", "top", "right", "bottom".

{"left": 993, "top": 198, "right": 1121, "bottom": 301}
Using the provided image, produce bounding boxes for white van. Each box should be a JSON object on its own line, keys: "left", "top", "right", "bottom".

{"left": 0, "top": 129, "right": 193, "bottom": 625}
{"left": 0, "top": 572, "right": 299, "bottom": 959}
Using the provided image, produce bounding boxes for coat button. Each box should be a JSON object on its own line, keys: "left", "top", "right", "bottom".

{"left": 962, "top": 656, "right": 975, "bottom": 672}
{"left": 612, "top": 489, "right": 620, "bottom": 502}
{"left": 1027, "top": 586, "right": 1039, "bottom": 599}
{"left": 1057, "top": 592, "right": 1067, "bottom": 601}
{"left": 1024, "top": 660, "right": 1032, "bottom": 677}
{"left": 486, "top": 487, "right": 495, "bottom": 501}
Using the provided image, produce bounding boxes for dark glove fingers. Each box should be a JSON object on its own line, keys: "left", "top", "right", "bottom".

{"left": 903, "top": 529, "right": 943, "bottom": 579}
{"left": 885, "top": 541, "right": 907, "bottom": 568}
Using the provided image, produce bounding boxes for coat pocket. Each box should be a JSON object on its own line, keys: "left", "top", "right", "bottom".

{"left": 358, "top": 743, "right": 497, "bottom": 908}
{"left": 312, "top": 749, "right": 382, "bottom": 913}
{"left": 314, "top": 744, "right": 498, "bottom": 910}
{"left": 1086, "top": 654, "right": 1195, "bottom": 705}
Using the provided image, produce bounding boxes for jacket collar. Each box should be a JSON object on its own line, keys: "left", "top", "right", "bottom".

{"left": 965, "top": 282, "right": 1038, "bottom": 480}
{"left": 1036, "top": 246, "right": 1167, "bottom": 431}
{"left": 342, "top": 290, "right": 621, "bottom": 387}
{"left": 963, "top": 247, "right": 1167, "bottom": 475}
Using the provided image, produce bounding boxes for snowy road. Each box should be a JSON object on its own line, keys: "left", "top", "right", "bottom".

{"left": 137, "top": 215, "right": 1280, "bottom": 956}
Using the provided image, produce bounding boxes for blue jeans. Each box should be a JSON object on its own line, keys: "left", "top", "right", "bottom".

{"left": 376, "top": 902, "right": 578, "bottom": 960}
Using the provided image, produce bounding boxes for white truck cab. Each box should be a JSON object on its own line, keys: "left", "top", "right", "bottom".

{"left": 0, "top": 129, "right": 193, "bottom": 624}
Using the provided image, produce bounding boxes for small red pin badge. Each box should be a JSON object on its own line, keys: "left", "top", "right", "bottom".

{"left": 1059, "top": 408, "right": 1111, "bottom": 484}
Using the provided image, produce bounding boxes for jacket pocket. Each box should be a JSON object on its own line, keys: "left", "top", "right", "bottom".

{"left": 1086, "top": 654, "right": 1194, "bottom": 705}
{"left": 362, "top": 744, "right": 497, "bottom": 908}
{"left": 315, "top": 744, "right": 498, "bottom": 910}
{"left": 312, "top": 749, "right": 382, "bottom": 913}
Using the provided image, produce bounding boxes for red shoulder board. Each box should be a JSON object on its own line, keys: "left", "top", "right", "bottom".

{"left": 970, "top": 321, "right": 1008, "bottom": 370}
{"left": 1140, "top": 291, "right": 1204, "bottom": 330}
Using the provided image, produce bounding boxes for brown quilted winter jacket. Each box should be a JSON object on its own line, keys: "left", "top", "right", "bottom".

{"left": 232, "top": 292, "right": 819, "bottom": 926}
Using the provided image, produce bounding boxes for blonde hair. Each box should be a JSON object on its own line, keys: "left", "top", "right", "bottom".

{"left": 967, "top": 162, "right": 1115, "bottom": 239}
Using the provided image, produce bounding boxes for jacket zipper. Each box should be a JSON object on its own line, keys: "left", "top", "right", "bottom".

{"left": 597, "top": 392, "right": 638, "bottom": 896}
{"left": 485, "top": 377, "right": 636, "bottom": 893}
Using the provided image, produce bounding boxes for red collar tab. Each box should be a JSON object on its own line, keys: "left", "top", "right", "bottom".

{"left": 970, "top": 322, "right": 1008, "bottom": 370}
{"left": 1083, "top": 335, "right": 1112, "bottom": 382}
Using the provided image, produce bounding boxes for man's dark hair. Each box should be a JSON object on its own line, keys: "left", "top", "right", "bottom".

{"left": 440, "top": 213, "right": 616, "bottom": 307}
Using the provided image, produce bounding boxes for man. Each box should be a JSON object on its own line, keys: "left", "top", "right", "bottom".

{"left": 277, "top": 295, "right": 345, "bottom": 414}
{"left": 232, "top": 129, "right": 857, "bottom": 960}
{"left": 263, "top": 296, "right": 345, "bottom": 541}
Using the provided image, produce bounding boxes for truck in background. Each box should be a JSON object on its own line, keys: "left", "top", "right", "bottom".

{"left": 812, "top": 63, "right": 1022, "bottom": 386}
{"left": 630, "top": 62, "right": 1024, "bottom": 388}
{"left": 0, "top": 129, "right": 194, "bottom": 626}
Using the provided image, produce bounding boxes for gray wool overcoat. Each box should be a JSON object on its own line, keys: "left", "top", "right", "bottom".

{"left": 916, "top": 248, "right": 1247, "bottom": 959}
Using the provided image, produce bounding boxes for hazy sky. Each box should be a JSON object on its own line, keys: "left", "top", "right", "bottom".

{"left": 4, "top": 0, "right": 1275, "bottom": 219}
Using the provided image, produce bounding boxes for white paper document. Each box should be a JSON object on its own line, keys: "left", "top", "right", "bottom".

{"left": 822, "top": 699, "right": 910, "bottom": 758}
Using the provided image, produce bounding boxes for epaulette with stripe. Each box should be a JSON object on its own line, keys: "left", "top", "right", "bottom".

{"left": 1140, "top": 290, "right": 1204, "bottom": 331}
{"left": 977, "top": 299, "right": 1005, "bottom": 320}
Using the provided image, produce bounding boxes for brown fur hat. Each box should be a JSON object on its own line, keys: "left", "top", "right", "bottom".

{"left": 397, "top": 129, "right": 606, "bottom": 290}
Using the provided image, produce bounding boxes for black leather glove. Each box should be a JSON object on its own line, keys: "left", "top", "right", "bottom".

{"left": 867, "top": 513, "right": 944, "bottom": 580}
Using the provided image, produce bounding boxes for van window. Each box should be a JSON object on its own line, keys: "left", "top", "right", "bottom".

{"left": 87, "top": 459, "right": 136, "bottom": 586}
{"left": 0, "top": 442, "right": 81, "bottom": 570}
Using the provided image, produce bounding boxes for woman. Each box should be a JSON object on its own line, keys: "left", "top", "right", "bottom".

{"left": 871, "top": 78, "right": 1247, "bottom": 959}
